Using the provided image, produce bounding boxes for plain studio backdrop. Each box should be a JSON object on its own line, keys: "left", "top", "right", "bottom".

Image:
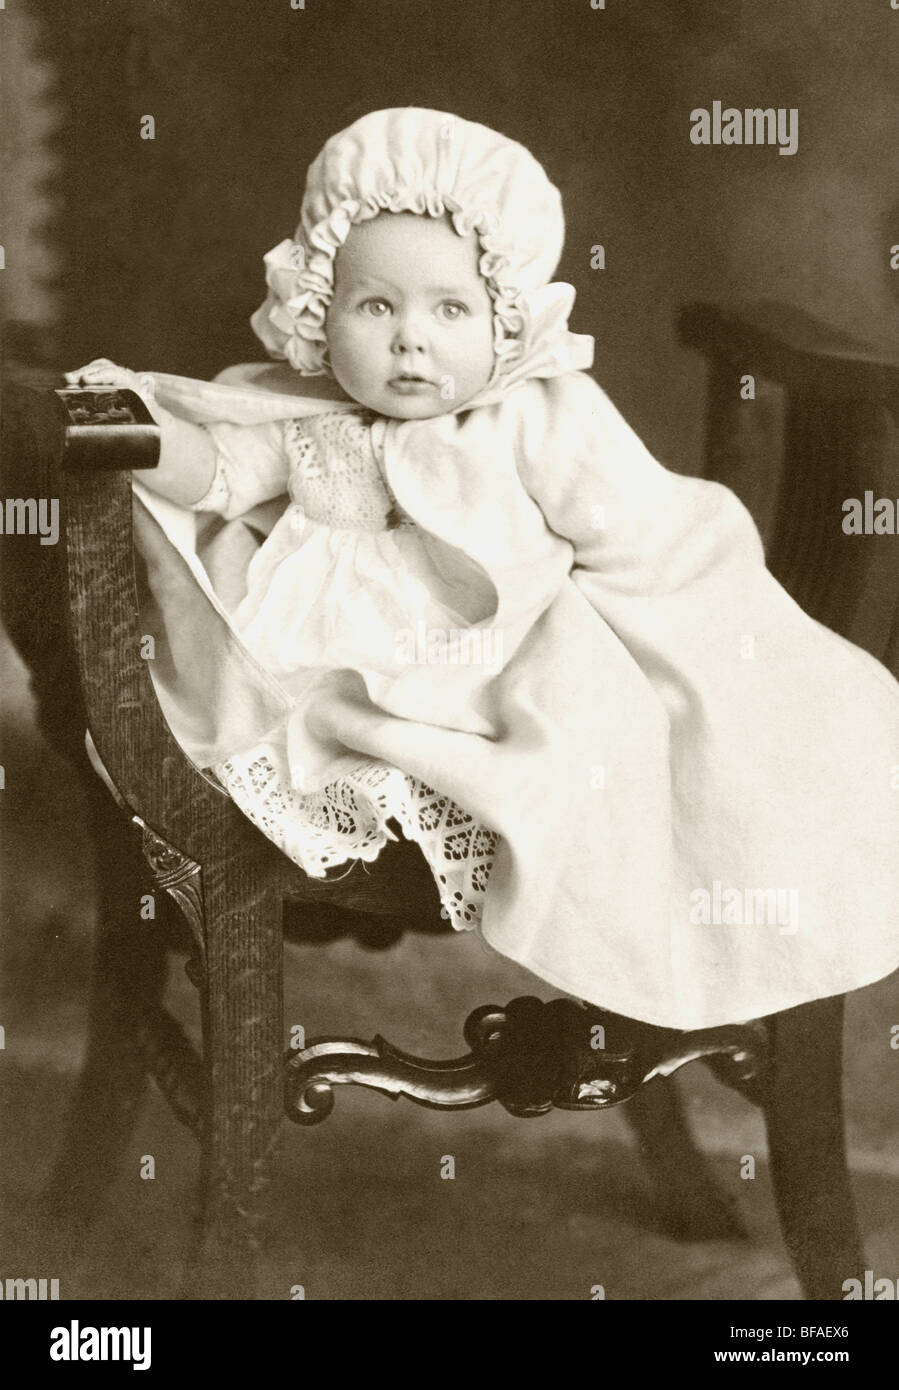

{"left": 1, "top": 0, "right": 898, "bottom": 1300}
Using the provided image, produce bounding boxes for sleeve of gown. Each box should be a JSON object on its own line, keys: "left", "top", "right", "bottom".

{"left": 188, "top": 418, "right": 289, "bottom": 521}
{"left": 514, "top": 371, "right": 767, "bottom": 600}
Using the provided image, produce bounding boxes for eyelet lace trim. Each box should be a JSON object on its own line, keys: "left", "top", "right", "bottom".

{"left": 211, "top": 746, "right": 497, "bottom": 930}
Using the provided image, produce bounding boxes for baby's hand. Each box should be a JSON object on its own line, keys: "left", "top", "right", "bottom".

{"left": 64, "top": 359, "right": 161, "bottom": 418}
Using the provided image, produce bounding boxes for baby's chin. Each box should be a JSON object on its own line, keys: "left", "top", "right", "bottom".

{"left": 359, "top": 385, "right": 484, "bottom": 421}
{"left": 379, "top": 399, "right": 460, "bottom": 421}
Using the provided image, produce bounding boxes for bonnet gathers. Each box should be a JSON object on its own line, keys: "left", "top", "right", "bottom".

{"left": 250, "top": 107, "right": 594, "bottom": 390}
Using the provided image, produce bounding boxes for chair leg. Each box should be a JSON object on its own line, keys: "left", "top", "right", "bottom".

{"left": 763, "top": 993, "right": 865, "bottom": 1300}
{"left": 41, "top": 783, "right": 167, "bottom": 1260}
{"left": 185, "top": 863, "right": 285, "bottom": 1300}
{"left": 624, "top": 1074, "right": 746, "bottom": 1239}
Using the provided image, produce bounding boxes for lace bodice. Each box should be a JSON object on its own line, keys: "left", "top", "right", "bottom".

{"left": 285, "top": 412, "right": 410, "bottom": 530}
{"left": 194, "top": 409, "right": 416, "bottom": 532}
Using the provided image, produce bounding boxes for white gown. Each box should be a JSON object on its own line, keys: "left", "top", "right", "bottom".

{"left": 132, "top": 366, "right": 899, "bottom": 1030}
{"left": 196, "top": 408, "right": 498, "bottom": 929}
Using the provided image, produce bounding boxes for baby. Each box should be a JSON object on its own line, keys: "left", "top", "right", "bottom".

{"left": 67, "top": 107, "right": 899, "bottom": 1031}
{"left": 71, "top": 208, "right": 497, "bottom": 494}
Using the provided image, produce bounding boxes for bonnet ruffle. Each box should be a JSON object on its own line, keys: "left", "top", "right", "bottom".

{"left": 250, "top": 107, "right": 593, "bottom": 389}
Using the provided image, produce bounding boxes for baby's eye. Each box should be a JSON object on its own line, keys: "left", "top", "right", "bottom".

{"left": 436, "top": 301, "right": 468, "bottom": 322}
{"left": 361, "top": 298, "right": 391, "bottom": 317}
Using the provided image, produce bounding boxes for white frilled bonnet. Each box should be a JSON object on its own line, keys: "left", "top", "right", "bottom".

{"left": 250, "top": 107, "right": 593, "bottom": 390}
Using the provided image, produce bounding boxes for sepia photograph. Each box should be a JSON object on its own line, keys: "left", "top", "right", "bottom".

{"left": 1, "top": 0, "right": 897, "bottom": 1349}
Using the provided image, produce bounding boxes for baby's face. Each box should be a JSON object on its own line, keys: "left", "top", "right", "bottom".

{"left": 326, "top": 212, "right": 495, "bottom": 419}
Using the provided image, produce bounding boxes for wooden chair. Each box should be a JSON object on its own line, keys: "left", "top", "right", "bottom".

{"left": 4, "top": 300, "right": 896, "bottom": 1300}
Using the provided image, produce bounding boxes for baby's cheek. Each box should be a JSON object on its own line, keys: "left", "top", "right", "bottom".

{"left": 454, "top": 323, "right": 495, "bottom": 387}
{"left": 329, "top": 319, "right": 373, "bottom": 373}
{"left": 326, "top": 326, "right": 360, "bottom": 384}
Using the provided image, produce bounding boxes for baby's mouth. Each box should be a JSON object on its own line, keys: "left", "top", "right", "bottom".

{"left": 387, "top": 373, "right": 435, "bottom": 392}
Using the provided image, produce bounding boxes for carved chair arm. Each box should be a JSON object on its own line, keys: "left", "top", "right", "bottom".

{"left": 1, "top": 380, "right": 258, "bottom": 867}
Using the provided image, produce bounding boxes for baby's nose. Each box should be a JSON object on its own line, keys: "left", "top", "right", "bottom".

{"left": 390, "top": 314, "right": 428, "bottom": 354}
